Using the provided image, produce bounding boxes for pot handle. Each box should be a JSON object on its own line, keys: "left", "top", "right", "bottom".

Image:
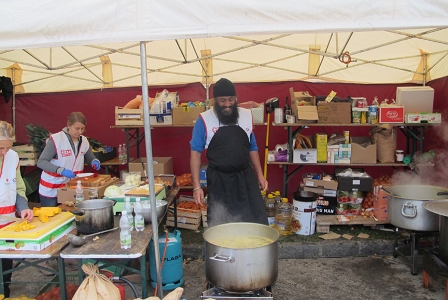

{"left": 209, "top": 253, "right": 235, "bottom": 263}
{"left": 70, "top": 209, "right": 85, "bottom": 216}
{"left": 437, "top": 191, "right": 448, "bottom": 196}
{"left": 401, "top": 202, "right": 417, "bottom": 218}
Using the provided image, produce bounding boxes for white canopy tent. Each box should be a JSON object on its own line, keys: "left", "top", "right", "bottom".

{"left": 1, "top": 0, "right": 448, "bottom": 93}
{"left": 2, "top": 1, "right": 448, "bottom": 297}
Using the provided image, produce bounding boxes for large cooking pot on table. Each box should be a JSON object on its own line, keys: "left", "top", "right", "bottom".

{"left": 384, "top": 185, "right": 448, "bottom": 231}
{"left": 203, "top": 222, "right": 279, "bottom": 292}
{"left": 70, "top": 199, "right": 116, "bottom": 234}
{"left": 423, "top": 200, "right": 448, "bottom": 264}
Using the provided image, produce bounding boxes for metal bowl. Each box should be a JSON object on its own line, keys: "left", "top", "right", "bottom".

{"left": 141, "top": 200, "right": 168, "bottom": 223}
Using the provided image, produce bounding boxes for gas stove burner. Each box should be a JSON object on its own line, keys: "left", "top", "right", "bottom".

{"left": 201, "top": 286, "right": 273, "bottom": 299}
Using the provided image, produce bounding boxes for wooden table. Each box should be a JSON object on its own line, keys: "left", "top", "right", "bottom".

{"left": 100, "top": 157, "right": 128, "bottom": 176}
{"left": 60, "top": 186, "right": 179, "bottom": 298}
{"left": 0, "top": 238, "right": 69, "bottom": 299}
{"left": 61, "top": 217, "right": 152, "bottom": 298}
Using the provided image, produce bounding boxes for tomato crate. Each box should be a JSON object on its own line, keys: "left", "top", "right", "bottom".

{"left": 166, "top": 195, "right": 202, "bottom": 230}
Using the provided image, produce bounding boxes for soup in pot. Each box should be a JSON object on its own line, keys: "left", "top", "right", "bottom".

{"left": 208, "top": 236, "right": 274, "bottom": 249}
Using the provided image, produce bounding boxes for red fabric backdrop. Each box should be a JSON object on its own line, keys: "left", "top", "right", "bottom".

{"left": 1, "top": 77, "right": 447, "bottom": 199}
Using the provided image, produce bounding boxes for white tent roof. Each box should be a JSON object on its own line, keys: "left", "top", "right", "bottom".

{"left": 1, "top": 0, "right": 448, "bottom": 93}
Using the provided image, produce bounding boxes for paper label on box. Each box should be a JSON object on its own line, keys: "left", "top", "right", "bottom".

{"left": 305, "top": 181, "right": 315, "bottom": 187}
{"left": 352, "top": 180, "right": 360, "bottom": 185}
{"left": 178, "top": 217, "right": 187, "bottom": 223}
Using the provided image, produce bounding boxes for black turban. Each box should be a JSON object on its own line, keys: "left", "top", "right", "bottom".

{"left": 213, "top": 78, "right": 236, "bottom": 98}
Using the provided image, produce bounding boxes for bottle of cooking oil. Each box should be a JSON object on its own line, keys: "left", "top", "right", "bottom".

{"left": 273, "top": 191, "right": 282, "bottom": 209}
{"left": 265, "top": 193, "right": 276, "bottom": 227}
{"left": 275, "top": 198, "right": 292, "bottom": 235}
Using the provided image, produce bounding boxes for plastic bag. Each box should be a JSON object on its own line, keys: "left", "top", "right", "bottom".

{"left": 72, "top": 264, "right": 121, "bottom": 300}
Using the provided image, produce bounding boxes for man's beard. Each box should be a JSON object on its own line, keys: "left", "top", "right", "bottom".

{"left": 215, "top": 101, "right": 239, "bottom": 125}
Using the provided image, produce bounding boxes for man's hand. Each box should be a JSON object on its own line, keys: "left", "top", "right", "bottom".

{"left": 193, "top": 188, "right": 205, "bottom": 206}
{"left": 258, "top": 175, "right": 268, "bottom": 192}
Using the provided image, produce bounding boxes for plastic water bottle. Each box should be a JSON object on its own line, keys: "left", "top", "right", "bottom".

{"left": 124, "top": 197, "right": 134, "bottom": 231}
{"left": 121, "top": 144, "right": 127, "bottom": 163}
{"left": 118, "top": 144, "right": 123, "bottom": 163}
{"left": 119, "top": 210, "right": 132, "bottom": 249}
{"left": 75, "top": 180, "right": 84, "bottom": 203}
{"left": 134, "top": 197, "right": 145, "bottom": 231}
{"left": 275, "top": 198, "right": 292, "bottom": 236}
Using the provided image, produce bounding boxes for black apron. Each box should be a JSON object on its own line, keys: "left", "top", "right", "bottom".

{"left": 206, "top": 125, "right": 268, "bottom": 227}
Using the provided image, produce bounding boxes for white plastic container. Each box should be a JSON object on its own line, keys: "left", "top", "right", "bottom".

{"left": 292, "top": 191, "right": 317, "bottom": 235}
{"left": 274, "top": 108, "right": 283, "bottom": 123}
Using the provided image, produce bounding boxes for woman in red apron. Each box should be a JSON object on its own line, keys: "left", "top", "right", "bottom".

{"left": 0, "top": 121, "right": 34, "bottom": 297}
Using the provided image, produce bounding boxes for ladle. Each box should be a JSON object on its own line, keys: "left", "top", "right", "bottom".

{"left": 67, "top": 227, "right": 118, "bottom": 247}
{"left": 380, "top": 186, "right": 399, "bottom": 197}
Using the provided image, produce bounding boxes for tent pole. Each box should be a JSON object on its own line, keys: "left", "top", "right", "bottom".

{"left": 140, "top": 41, "right": 164, "bottom": 299}
{"left": 12, "top": 69, "right": 16, "bottom": 130}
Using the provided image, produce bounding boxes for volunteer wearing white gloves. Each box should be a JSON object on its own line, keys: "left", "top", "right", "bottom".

{"left": 38, "top": 112, "right": 100, "bottom": 207}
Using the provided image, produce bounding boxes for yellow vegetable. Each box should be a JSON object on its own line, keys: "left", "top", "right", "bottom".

{"left": 38, "top": 214, "right": 49, "bottom": 223}
{"left": 33, "top": 207, "right": 61, "bottom": 217}
{"left": 4, "top": 221, "right": 36, "bottom": 232}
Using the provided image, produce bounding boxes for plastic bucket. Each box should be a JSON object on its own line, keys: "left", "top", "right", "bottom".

{"left": 292, "top": 191, "right": 317, "bottom": 235}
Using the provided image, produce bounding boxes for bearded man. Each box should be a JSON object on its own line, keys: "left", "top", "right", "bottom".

{"left": 190, "top": 78, "right": 268, "bottom": 227}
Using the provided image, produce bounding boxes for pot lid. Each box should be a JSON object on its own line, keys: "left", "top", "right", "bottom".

{"left": 422, "top": 200, "right": 448, "bottom": 217}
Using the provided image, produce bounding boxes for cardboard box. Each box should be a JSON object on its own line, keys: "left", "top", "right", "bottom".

{"left": 115, "top": 106, "right": 144, "bottom": 126}
{"left": 57, "top": 177, "right": 119, "bottom": 204}
{"left": 337, "top": 175, "right": 373, "bottom": 192}
{"left": 316, "top": 195, "right": 337, "bottom": 215}
{"left": 317, "top": 102, "right": 351, "bottom": 124}
{"left": 289, "top": 88, "right": 318, "bottom": 122}
{"left": 250, "top": 103, "right": 264, "bottom": 123}
{"left": 373, "top": 190, "right": 389, "bottom": 221}
{"left": 350, "top": 137, "right": 376, "bottom": 164}
{"left": 0, "top": 217, "right": 75, "bottom": 251}
{"left": 405, "top": 112, "right": 441, "bottom": 124}
{"left": 172, "top": 106, "right": 205, "bottom": 125}
{"left": 294, "top": 106, "right": 319, "bottom": 122}
{"left": 128, "top": 157, "right": 173, "bottom": 177}
{"left": 315, "top": 134, "right": 328, "bottom": 163}
{"left": 293, "top": 149, "right": 317, "bottom": 163}
{"left": 378, "top": 106, "right": 405, "bottom": 123}
{"left": 303, "top": 186, "right": 337, "bottom": 197}
{"left": 289, "top": 88, "right": 316, "bottom": 105}
{"left": 149, "top": 113, "right": 173, "bottom": 125}
{"left": 396, "top": 86, "right": 434, "bottom": 114}
{"left": 303, "top": 178, "right": 338, "bottom": 190}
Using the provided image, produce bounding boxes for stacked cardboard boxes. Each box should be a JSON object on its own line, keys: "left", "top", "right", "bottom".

{"left": 302, "top": 174, "right": 338, "bottom": 215}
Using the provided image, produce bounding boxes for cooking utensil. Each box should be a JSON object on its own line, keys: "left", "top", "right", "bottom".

{"left": 77, "top": 173, "right": 94, "bottom": 178}
{"left": 141, "top": 200, "right": 167, "bottom": 223}
{"left": 380, "top": 186, "right": 399, "bottom": 197}
{"left": 203, "top": 222, "right": 279, "bottom": 292}
{"left": 437, "top": 191, "right": 448, "bottom": 196}
{"left": 141, "top": 160, "right": 147, "bottom": 178}
{"left": 70, "top": 199, "right": 116, "bottom": 234}
{"left": 67, "top": 227, "right": 118, "bottom": 247}
{"left": 387, "top": 185, "right": 448, "bottom": 231}
{"left": 423, "top": 200, "right": 448, "bottom": 264}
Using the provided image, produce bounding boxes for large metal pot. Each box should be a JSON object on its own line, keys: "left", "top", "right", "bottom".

{"left": 385, "top": 185, "right": 448, "bottom": 231}
{"left": 71, "top": 199, "right": 116, "bottom": 234}
{"left": 422, "top": 200, "right": 448, "bottom": 264}
{"left": 203, "top": 222, "right": 279, "bottom": 292}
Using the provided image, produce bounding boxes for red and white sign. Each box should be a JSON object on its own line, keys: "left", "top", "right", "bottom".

{"left": 379, "top": 106, "right": 405, "bottom": 123}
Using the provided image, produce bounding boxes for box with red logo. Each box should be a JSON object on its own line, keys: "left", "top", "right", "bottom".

{"left": 379, "top": 106, "right": 404, "bottom": 123}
